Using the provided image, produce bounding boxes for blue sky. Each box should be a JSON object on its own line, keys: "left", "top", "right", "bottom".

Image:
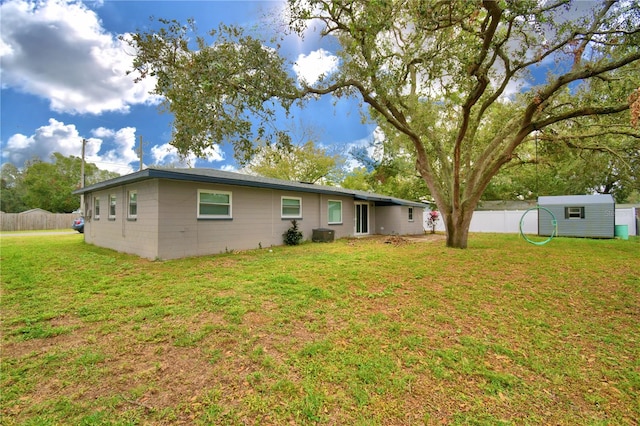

{"left": 1, "top": 0, "right": 375, "bottom": 175}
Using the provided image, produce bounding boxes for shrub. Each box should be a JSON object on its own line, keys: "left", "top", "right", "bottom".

{"left": 283, "top": 220, "right": 303, "bottom": 246}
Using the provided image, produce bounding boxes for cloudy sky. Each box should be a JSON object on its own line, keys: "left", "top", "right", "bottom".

{"left": 1, "top": 0, "right": 374, "bottom": 175}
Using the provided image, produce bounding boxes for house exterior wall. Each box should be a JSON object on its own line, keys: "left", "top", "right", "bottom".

{"left": 155, "top": 179, "right": 357, "bottom": 259}
{"left": 538, "top": 195, "right": 614, "bottom": 238}
{"left": 84, "top": 180, "right": 160, "bottom": 259}
{"left": 80, "top": 177, "right": 425, "bottom": 260}
{"left": 375, "top": 205, "right": 425, "bottom": 235}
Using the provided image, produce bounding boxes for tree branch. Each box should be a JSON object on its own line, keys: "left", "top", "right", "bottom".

{"left": 533, "top": 103, "right": 631, "bottom": 130}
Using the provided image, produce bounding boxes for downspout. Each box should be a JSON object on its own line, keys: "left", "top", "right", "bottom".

{"left": 319, "top": 193, "right": 322, "bottom": 228}
{"left": 122, "top": 186, "right": 126, "bottom": 238}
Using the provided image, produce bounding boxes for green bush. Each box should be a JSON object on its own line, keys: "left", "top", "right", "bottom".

{"left": 283, "top": 220, "right": 303, "bottom": 245}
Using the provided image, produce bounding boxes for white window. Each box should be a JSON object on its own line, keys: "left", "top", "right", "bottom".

{"left": 109, "top": 194, "right": 116, "bottom": 219}
{"left": 94, "top": 197, "right": 100, "bottom": 220}
{"left": 281, "top": 197, "right": 302, "bottom": 218}
{"left": 328, "top": 200, "right": 342, "bottom": 224}
{"left": 408, "top": 207, "right": 414, "bottom": 221}
{"left": 128, "top": 190, "right": 137, "bottom": 219}
{"left": 198, "top": 190, "right": 232, "bottom": 219}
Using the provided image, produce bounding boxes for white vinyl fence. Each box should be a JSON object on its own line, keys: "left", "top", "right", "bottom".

{"left": 425, "top": 208, "right": 638, "bottom": 236}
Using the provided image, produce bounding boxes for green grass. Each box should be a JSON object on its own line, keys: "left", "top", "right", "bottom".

{"left": 1, "top": 233, "right": 639, "bottom": 425}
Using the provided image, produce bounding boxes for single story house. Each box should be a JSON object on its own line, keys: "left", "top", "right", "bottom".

{"left": 73, "top": 168, "right": 427, "bottom": 259}
{"left": 538, "top": 194, "right": 615, "bottom": 238}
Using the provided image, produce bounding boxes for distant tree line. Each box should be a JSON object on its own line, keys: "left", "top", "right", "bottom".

{"left": 2, "top": 143, "right": 636, "bottom": 216}
{"left": 1, "top": 153, "right": 119, "bottom": 213}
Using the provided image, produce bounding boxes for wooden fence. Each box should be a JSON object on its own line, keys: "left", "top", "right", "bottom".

{"left": 0, "top": 210, "right": 79, "bottom": 231}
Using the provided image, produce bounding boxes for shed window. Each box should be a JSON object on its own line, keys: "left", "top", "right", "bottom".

{"left": 282, "top": 197, "right": 302, "bottom": 218}
{"left": 408, "top": 207, "right": 414, "bottom": 221}
{"left": 328, "top": 200, "right": 342, "bottom": 224}
{"left": 128, "top": 190, "right": 137, "bottom": 219}
{"left": 565, "top": 206, "right": 585, "bottom": 219}
{"left": 94, "top": 197, "right": 100, "bottom": 220}
{"left": 109, "top": 194, "right": 116, "bottom": 219}
{"left": 198, "top": 190, "right": 232, "bottom": 218}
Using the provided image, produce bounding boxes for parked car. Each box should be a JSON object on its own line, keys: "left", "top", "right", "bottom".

{"left": 72, "top": 217, "right": 84, "bottom": 233}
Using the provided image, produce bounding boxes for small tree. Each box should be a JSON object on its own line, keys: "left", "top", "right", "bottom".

{"left": 283, "top": 220, "right": 303, "bottom": 246}
{"left": 426, "top": 210, "right": 440, "bottom": 234}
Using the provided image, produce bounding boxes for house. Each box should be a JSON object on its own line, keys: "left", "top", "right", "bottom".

{"left": 538, "top": 194, "right": 615, "bottom": 238}
{"left": 73, "top": 168, "right": 427, "bottom": 259}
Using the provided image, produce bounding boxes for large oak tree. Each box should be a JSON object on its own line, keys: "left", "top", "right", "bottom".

{"left": 127, "top": 1, "right": 640, "bottom": 248}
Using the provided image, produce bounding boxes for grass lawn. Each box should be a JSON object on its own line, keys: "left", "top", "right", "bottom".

{"left": 1, "top": 233, "right": 638, "bottom": 425}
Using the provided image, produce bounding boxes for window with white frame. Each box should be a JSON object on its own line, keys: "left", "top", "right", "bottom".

{"left": 281, "top": 196, "right": 302, "bottom": 218}
{"left": 198, "top": 190, "right": 232, "bottom": 218}
{"left": 128, "top": 190, "right": 137, "bottom": 219}
{"left": 94, "top": 197, "right": 100, "bottom": 220}
{"left": 328, "top": 200, "right": 342, "bottom": 224}
{"left": 109, "top": 194, "right": 116, "bottom": 219}
{"left": 408, "top": 207, "right": 414, "bottom": 221}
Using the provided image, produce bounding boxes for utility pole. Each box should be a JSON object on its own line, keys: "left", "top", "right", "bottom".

{"left": 138, "top": 135, "right": 144, "bottom": 171}
{"left": 80, "top": 138, "right": 86, "bottom": 213}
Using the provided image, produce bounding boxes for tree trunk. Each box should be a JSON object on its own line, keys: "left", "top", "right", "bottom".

{"left": 444, "top": 205, "right": 474, "bottom": 249}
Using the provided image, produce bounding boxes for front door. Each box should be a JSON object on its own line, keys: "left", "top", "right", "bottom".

{"left": 355, "top": 202, "right": 369, "bottom": 235}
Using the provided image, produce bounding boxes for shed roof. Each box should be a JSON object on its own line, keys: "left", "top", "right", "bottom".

{"left": 538, "top": 194, "right": 614, "bottom": 205}
{"left": 19, "top": 208, "right": 52, "bottom": 215}
{"left": 74, "top": 168, "right": 428, "bottom": 208}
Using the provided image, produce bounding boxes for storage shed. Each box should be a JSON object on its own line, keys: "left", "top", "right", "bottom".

{"left": 538, "top": 194, "right": 615, "bottom": 238}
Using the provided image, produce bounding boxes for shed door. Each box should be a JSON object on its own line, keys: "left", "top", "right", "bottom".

{"left": 355, "top": 202, "right": 369, "bottom": 235}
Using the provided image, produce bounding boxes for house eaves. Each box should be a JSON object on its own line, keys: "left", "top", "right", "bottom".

{"left": 74, "top": 168, "right": 428, "bottom": 208}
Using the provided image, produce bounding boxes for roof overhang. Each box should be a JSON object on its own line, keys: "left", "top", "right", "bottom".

{"left": 74, "top": 168, "right": 428, "bottom": 208}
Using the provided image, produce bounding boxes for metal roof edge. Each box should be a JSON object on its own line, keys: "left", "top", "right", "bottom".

{"left": 72, "top": 169, "right": 152, "bottom": 195}
{"left": 538, "top": 194, "right": 615, "bottom": 205}
{"left": 74, "top": 167, "right": 427, "bottom": 207}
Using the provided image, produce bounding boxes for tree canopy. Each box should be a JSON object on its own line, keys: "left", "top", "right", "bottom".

{"left": 128, "top": 0, "right": 640, "bottom": 248}
{"left": 344, "top": 134, "right": 429, "bottom": 202}
{"left": 245, "top": 140, "right": 345, "bottom": 185}
{"left": 0, "top": 154, "right": 119, "bottom": 213}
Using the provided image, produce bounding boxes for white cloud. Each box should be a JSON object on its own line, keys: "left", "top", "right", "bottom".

{"left": 150, "top": 142, "right": 225, "bottom": 167}
{"left": 293, "top": 48, "right": 339, "bottom": 85}
{"left": 150, "top": 143, "right": 177, "bottom": 165}
{"left": 1, "top": 118, "right": 138, "bottom": 174}
{"left": 341, "top": 127, "right": 384, "bottom": 172}
{"left": 88, "top": 126, "right": 137, "bottom": 174}
{"left": 0, "top": 0, "right": 160, "bottom": 114}
{"left": 4, "top": 118, "right": 88, "bottom": 164}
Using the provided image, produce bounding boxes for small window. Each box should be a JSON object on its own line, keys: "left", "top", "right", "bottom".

{"left": 109, "top": 194, "right": 116, "bottom": 219}
{"left": 94, "top": 197, "right": 100, "bottom": 220}
{"left": 198, "top": 190, "right": 232, "bottom": 219}
{"left": 565, "top": 206, "right": 585, "bottom": 219}
{"left": 328, "top": 200, "right": 342, "bottom": 224}
{"left": 128, "top": 190, "right": 137, "bottom": 219}
{"left": 408, "top": 207, "right": 414, "bottom": 221}
{"left": 282, "top": 197, "right": 302, "bottom": 218}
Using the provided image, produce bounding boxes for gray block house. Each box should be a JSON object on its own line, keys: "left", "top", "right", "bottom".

{"left": 538, "top": 194, "right": 615, "bottom": 238}
{"left": 73, "top": 168, "right": 427, "bottom": 259}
